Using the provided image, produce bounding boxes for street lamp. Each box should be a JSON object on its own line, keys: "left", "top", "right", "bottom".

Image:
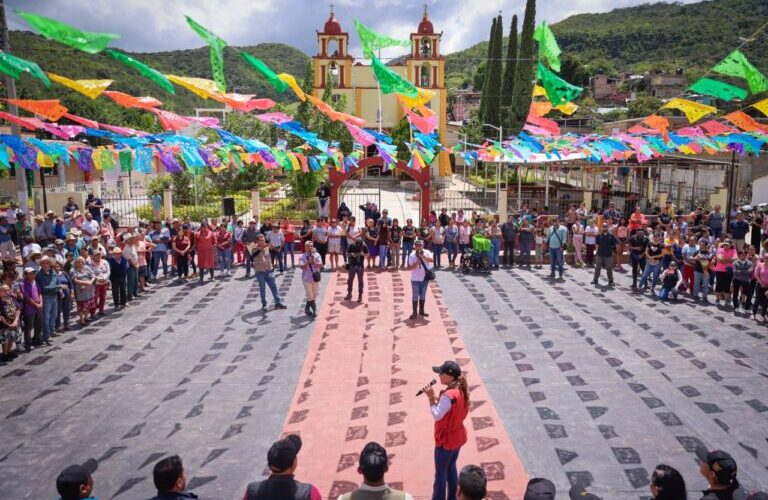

{"left": 483, "top": 123, "right": 504, "bottom": 211}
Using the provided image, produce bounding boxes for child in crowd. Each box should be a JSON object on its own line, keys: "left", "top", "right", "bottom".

{"left": 534, "top": 228, "right": 544, "bottom": 268}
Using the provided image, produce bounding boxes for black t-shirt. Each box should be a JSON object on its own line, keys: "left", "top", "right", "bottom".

{"left": 629, "top": 234, "right": 648, "bottom": 255}
{"left": 646, "top": 242, "right": 662, "bottom": 260}
{"left": 596, "top": 233, "right": 617, "bottom": 257}
{"left": 316, "top": 186, "right": 330, "bottom": 199}
{"left": 347, "top": 242, "right": 368, "bottom": 267}
{"left": 391, "top": 226, "right": 402, "bottom": 243}
{"left": 439, "top": 213, "right": 450, "bottom": 227}
{"left": 402, "top": 226, "right": 416, "bottom": 240}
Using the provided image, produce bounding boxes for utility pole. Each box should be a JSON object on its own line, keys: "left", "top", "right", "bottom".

{"left": 0, "top": 0, "right": 29, "bottom": 215}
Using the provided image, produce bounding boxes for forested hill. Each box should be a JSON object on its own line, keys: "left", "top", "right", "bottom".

{"left": 445, "top": 0, "right": 768, "bottom": 88}
{"left": 5, "top": 31, "right": 309, "bottom": 128}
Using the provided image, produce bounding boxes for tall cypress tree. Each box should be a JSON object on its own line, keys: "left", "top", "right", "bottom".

{"left": 484, "top": 15, "right": 504, "bottom": 132}
{"left": 478, "top": 17, "right": 496, "bottom": 124}
{"left": 509, "top": 0, "right": 536, "bottom": 133}
{"left": 500, "top": 15, "right": 518, "bottom": 126}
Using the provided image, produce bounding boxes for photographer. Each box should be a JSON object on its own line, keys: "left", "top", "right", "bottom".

{"left": 251, "top": 235, "right": 287, "bottom": 311}
{"left": 406, "top": 239, "right": 434, "bottom": 321}
{"left": 345, "top": 237, "right": 368, "bottom": 303}
{"left": 300, "top": 241, "right": 323, "bottom": 317}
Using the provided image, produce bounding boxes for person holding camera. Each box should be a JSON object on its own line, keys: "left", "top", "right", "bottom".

{"left": 252, "top": 235, "right": 287, "bottom": 312}
{"left": 300, "top": 241, "right": 323, "bottom": 317}
{"left": 345, "top": 237, "right": 368, "bottom": 303}
{"left": 406, "top": 239, "right": 434, "bottom": 321}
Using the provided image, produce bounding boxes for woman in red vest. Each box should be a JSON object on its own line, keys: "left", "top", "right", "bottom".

{"left": 422, "top": 360, "right": 470, "bottom": 500}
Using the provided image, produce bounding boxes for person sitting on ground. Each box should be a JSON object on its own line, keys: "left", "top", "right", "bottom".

{"left": 337, "top": 441, "right": 412, "bottom": 500}
{"left": 658, "top": 260, "right": 684, "bottom": 302}
{"left": 650, "top": 464, "right": 687, "bottom": 500}
{"left": 523, "top": 477, "right": 556, "bottom": 500}
{"left": 457, "top": 464, "right": 487, "bottom": 500}
{"left": 696, "top": 446, "right": 742, "bottom": 500}
{"left": 243, "top": 434, "right": 321, "bottom": 500}
{"left": 146, "top": 455, "right": 198, "bottom": 500}
{"left": 56, "top": 458, "right": 98, "bottom": 500}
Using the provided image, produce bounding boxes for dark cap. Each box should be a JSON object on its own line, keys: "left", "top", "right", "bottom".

{"left": 432, "top": 360, "right": 461, "bottom": 378}
{"left": 56, "top": 458, "right": 98, "bottom": 499}
{"left": 267, "top": 434, "right": 302, "bottom": 472}
{"left": 524, "top": 478, "right": 556, "bottom": 500}
{"left": 569, "top": 483, "right": 602, "bottom": 500}
{"left": 359, "top": 441, "right": 388, "bottom": 477}
{"left": 695, "top": 446, "right": 737, "bottom": 483}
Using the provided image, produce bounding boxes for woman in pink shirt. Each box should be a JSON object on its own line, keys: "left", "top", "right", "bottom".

{"left": 714, "top": 239, "right": 737, "bottom": 306}
{"left": 753, "top": 256, "right": 768, "bottom": 322}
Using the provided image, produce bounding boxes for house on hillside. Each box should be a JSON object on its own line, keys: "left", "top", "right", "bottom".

{"left": 451, "top": 89, "right": 481, "bottom": 123}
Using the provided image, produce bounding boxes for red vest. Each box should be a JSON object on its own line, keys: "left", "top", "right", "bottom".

{"left": 434, "top": 387, "right": 468, "bottom": 450}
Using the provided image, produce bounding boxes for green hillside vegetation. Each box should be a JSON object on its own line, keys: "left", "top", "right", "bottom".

{"left": 5, "top": 31, "right": 309, "bottom": 130}
{"left": 445, "top": 0, "right": 768, "bottom": 90}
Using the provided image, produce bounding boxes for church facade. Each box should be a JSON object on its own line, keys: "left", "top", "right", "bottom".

{"left": 312, "top": 8, "right": 449, "bottom": 175}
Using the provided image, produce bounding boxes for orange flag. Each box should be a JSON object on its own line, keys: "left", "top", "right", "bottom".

{"left": 103, "top": 91, "right": 162, "bottom": 110}
{"left": 643, "top": 115, "right": 670, "bottom": 141}
{"left": 209, "top": 92, "right": 275, "bottom": 112}
{"left": 724, "top": 110, "right": 768, "bottom": 133}
{"left": 0, "top": 111, "right": 44, "bottom": 131}
{"left": 63, "top": 112, "right": 100, "bottom": 129}
{"left": 5, "top": 98, "right": 67, "bottom": 121}
{"left": 529, "top": 101, "right": 553, "bottom": 117}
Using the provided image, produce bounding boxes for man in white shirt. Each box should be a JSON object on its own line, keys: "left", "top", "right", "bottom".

{"left": 81, "top": 213, "right": 100, "bottom": 243}
{"left": 266, "top": 225, "right": 286, "bottom": 273}
{"left": 406, "top": 239, "right": 434, "bottom": 320}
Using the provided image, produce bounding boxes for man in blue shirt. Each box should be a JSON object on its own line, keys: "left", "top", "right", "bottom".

{"left": 148, "top": 220, "right": 171, "bottom": 281}
{"left": 729, "top": 212, "right": 750, "bottom": 252}
{"left": 546, "top": 219, "right": 568, "bottom": 279}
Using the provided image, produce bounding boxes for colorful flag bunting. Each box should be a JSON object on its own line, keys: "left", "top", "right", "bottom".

{"left": 239, "top": 52, "right": 288, "bottom": 93}
{"left": 712, "top": 50, "right": 768, "bottom": 94}
{"left": 166, "top": 75, "right": 219, "bottom": 99}
{"left": 397, "top": 87, "right": 435, "bottom": 109}
{"left": 47, "top": 73, "right": 112, "bottom": 99}
{"left": 185, "top": 16, "right": 227, "bottom": 92}
{"left": 104, "top": 91, "right": 162, "bottom": 110}
{"left": 0, "top": 51, "right": 51, "bottom": 87}
{"left": 354, "top": 20, "right": 411, "bottom": 59}
{"left": 5, "top": 98, "right": 68, "bottom": 121}
{"left": 536, "top": 63, "right": 582, "bottom": 105}
{"left": 753, "top": 98, "right": 768, "bottom": 117}
{"left": 16, "top": 10, "right": 119, "bottom": 53}
{"left": 688, "top": 77, "right": 747, "bottom": 101}
{"left": 278, "top": 73, "right": 306, "bottom": 101}
{"left": 724, "top": 110, "right": 768, "bottom": 133}
{"left": 371, "top": 56, "right": 418, "bottom": 97}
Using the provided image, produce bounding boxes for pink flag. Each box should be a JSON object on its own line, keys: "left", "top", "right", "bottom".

{"left": 149, "top": 109, "right": 191, "bottom": 131}
{"left": 40, "top": 123, "right": 84, "bottom": 139}
{"left": 254, "top": 112, "right": 293, "bottom": 125}
{"left": 344, "top": 122, "right": 377, "bottom": 146}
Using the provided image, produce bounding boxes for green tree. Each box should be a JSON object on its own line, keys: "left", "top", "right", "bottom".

{"left": 500, "top": 15, "right": 518, "bottom": 121}
{"left": 628, "top": 93, "right": 662, "bottom": 118}
{"left": 390, "top": 117, "right": 411, "bottom": 162}
{"left": 478, "top": 17, "right": 497, "bottom": 123}
{"left": 508, "top": 0, "right": 536, "bottom": 133}
{"left": 483, "top": 15, "right": 504, "bottom": 134}
{"left": 295, "top": 60, "right": 316, "bottom": 127}
{"left": 473, "top": 62, "right": 486, "bottom": 92}
{"left": 559, "top": 55, "right": 590, "bottom": 87}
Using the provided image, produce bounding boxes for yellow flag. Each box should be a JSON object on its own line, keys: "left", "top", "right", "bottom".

{"left": 662, "top": 98, "right": 717, "bottom": 123}
{"left": 166, "top": 75, "right": 219, "bottom": 99}
{"left": 47, "top": 73, "right": 112, "bottom": 99}
{"left": 398, "top": 87, "right": 435, "bottom": 108}
{"left": 36, "top": 151, "right": 54, "bottom": 169}
{"left": 555, "top": 102, "right": 578, "bottom": 116}
{"left": 753, "top": 97, "right": 768, "bottom": 117}
{"left": 533, "top": 85, "right": 547, "bottom": 97}
{"left": 278, "top": 73, "right": 306, "bottom": 101}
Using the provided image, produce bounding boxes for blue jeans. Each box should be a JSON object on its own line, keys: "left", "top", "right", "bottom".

{"left": 412, "top": 280, "right": 428, "bottom": 301}
{"left": 150, "top": 250, "right": 168, "bottom": 279}
{"left": 402, "top": 240, "right": 414, "bottom": 266}
{"left": 256, "top": 270, "right": 283, "bottom": 307}
{"left": 282, "top": 242, "right": 295, "bottom": 268}
{"left": 659, "top": 285, "right": 678, "bottom": 301}
{"left": 445, "top": 241, "right": 458, "bottom": 265}
{"left": 549, "top": 247, "right": 564, "bottom": 274}
{"left": 433, "top": 244, "right": 443, "bottom": 267}
{"left": 490, "top": 239, "right": 501, "bottom": 267}
{"left": 41, "top": 294, "right": 58, "bottom": 341}
{"left": 217, "top": 248, "right": 232, "bottom": 273}
{"left": 433, "top": 446, "right": 460, "bottom": 500}
{"left": 638, "top": 261, "right": 661, "bottom": 290}
{"left": 378, "top": 245, "right": 389, "bottom": 268}
{"left": 711, "top": 227, "right": 722, "bottom": 239}
{"left": 694, "top": 271, "right": 709, "bottom": 298}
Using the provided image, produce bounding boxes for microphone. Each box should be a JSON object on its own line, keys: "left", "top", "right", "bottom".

{"left": 416, "top": 379, "right": 437, "bottom": 397}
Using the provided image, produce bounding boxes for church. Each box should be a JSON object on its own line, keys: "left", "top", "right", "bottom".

{"left": 311, "top": 7, "right": 449, "bottom": 175}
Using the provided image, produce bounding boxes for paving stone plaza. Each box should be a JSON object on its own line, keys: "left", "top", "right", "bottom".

{"left": 1, "top": 262, "right": 767, "bottom": 499}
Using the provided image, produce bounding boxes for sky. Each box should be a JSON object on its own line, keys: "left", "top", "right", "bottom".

{"left": 7, "top": 0, "right": 702, "bottom": 59}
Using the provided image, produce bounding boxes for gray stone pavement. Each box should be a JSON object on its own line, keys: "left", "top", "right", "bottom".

{"left": 436, "top": 261, "right": 768, "bottom": 498}
{"left": 0, "top": 267, "right": 326, "bottom": 500}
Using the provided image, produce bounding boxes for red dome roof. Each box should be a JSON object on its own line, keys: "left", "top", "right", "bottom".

{"left": 324, "top": 14, "right": 342, "bottom": 34}
{"left": 418, "top": 13, "right": 434, "bottom": 34}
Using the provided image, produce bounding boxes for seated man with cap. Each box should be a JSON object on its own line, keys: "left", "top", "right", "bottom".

{"left": 56, "top": 458, "right": 98, "bottom": 500}
{"left": 243, "top": 434, "right": 321, "bottom": 500}
{"left": 338, "top": 442, "right": 412, "bottom": 500}
{"left": 696, "top": 446, "right": 743, "bottom": 500}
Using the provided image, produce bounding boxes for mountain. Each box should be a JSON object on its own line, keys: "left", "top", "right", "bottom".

{"left": 445, "top": 0, "right": 768, "bottom": 90}
{"left": 5, "top": 31, "right": 309, "bottom": 128}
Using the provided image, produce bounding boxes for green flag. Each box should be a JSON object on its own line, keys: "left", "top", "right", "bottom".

{"left": 105, "top": 49, "right": 175, "bottom": 94}
{"left": 537, "top": 62, "right": 582, "bottom": 104}
{"left": 371, "top": 56, "right": 418, "bottom": 97}
{"left": 239, "top": 52, "right": 288, "bottom": 93}
{"left": 0, "top": 51, "right": 51, "bottom": 87}
{"left": 16, "top": 10, "right": 119, "bottom": 54}
{"left": 689, "top": 77, "right": 747, "bottom": 101}
{"left": 119, "top": 150, "right": 132, "bottom": 173}
{"left": 533, "top": 21, "right": 561, "bottom": 72}
{"left": 354, "top": 20, "right": 410, "bottom": 59}
{"left": 712, "top": 50, "right": 768, "bottom": 94}
{"left": 185, "top": 16, "right": 227, "bottom": 93}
